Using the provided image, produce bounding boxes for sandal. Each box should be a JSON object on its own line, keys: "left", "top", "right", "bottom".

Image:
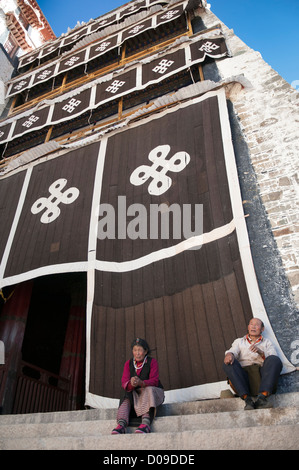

{"left": 135, "top": 424, "right": 151, "bottom": 433}
{"left": 111, "top": 424, "right": 126, "bottom": 434}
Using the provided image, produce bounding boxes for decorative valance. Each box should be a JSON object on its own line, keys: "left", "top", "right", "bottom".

{"left": 16, "top": 0, "right": 172, "bottom": 70}
{"left": 7, "top": 3, "right": 187, "bottom": 98}
{"left": 1, "top": 36, "right": 228, "bottom": 144}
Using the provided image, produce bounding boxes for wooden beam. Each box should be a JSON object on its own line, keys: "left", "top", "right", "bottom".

{"left": 8, "top": 96, "right": 18, "bottom": 116}
{"left": 45, "top": 126, "right": 53, "bottom": 142}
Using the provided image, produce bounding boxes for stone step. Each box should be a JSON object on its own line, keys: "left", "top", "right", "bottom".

{"left": 0, "top": 392, "right": 298, "bottom": 450}
{"left": 0, "top": 390, "right": 298, "bottom": 426}
{"left": 1, "top": 423, "right": 298, "bottom": 450}
{"left": 0, "top": 406, "right": 298, "bottom": 440}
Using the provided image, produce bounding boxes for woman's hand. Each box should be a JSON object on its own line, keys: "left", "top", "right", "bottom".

{"left": 130, "top": 376, "right": 144, "bottom": 387}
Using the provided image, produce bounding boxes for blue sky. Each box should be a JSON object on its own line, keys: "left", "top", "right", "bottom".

{"left": 37, "top": 0, "right": 299, "bottom": 86}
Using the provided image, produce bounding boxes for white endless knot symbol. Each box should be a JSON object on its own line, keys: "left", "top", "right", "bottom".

{"left": 31, "top": 178, "right": 80, "bottom": 224}
{"left": 22, "top": 115, "right": 39, "bottom": 128}
{"left": 128, "top": 25, "right": 144, "bottom": 34}
{"left": 37, "top": 70, "right": 52, "bottom": 80}
{"left": 160, "top": 10, "right": 179, "bottom": 20}
{"left": 199, "top": 41, "right": 220, "bottom": 53}
{"left": 95, "top": 41, "right": 111, "bottom": 52}
{"left": 65, "top": 56, "right": 80, "bottom": 67}
{"left": 152, "top": 59, "right": 174, "bottom": 74}
{"left": 130, "top": 145, "right": 190, "bottom": 196}
{"left": 15, "top": 80, "right": 27, "bottom": 91}
{"left": 62, "top": 98, "right": 82, "bottom": 113}
{"left": 106, "top": 80, "right": 125, "bottom": 94}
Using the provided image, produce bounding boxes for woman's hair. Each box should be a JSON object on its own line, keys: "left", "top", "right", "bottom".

{"left": 131, "top": 337, "right": 150, "bottom": 353}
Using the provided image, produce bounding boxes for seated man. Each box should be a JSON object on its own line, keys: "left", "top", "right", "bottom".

{"left": 223, "top": 318, "right": 282, "bottom": 410}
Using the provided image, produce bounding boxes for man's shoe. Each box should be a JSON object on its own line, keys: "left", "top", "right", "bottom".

{"left": 244, "top": 396, "right": 255, "bottom": 410}
{"left": 255, "top": 394, "right": 273, "bottom": 409}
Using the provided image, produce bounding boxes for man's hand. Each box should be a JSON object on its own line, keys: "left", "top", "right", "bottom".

{"left": 224, "top": 352, "right": 234, "bottom": 365}
{"left": 249, "top": 344, "right": 264, "bottom": 356}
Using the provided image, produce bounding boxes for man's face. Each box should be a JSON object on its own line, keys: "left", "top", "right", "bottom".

{"left": 248, "top": 318, "right": 264, "bottom": 337}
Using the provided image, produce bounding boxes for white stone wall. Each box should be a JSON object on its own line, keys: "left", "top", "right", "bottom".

{"left": 200, "top": 7, "right": 299, "bottom": 307}
{"left": 0, "top": 49, "right": 14, "bottom": 117}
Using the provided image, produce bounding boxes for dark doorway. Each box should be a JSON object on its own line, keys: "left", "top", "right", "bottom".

{"left": 22, "top": 272, "right": 86, "bottom": 377}
{"left": 22, "top": 274, "right": 70, "bottom": 374}
{"left": 1, "top": 273, "right": 87, "bottom": 414}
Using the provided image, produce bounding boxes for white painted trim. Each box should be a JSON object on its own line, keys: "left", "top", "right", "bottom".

{"left": 0, "top": 167, "right": 32, "bottom": 281}
{"left": 85, "top": 380, "right": 230, "bottom": 409}
{"left": 88, "top": 138, "right": 108, "bottom": 265}
{"left": 95, "top": 220, "right": 236, "bottom": 273}
{"left": 85, "top": 268, "right": 96, "bottom": 407}
{"left": 0, "top": 340, "right": 4, "bottom": 364}
{"left": 85, "top": 139, "right": 108, "bottom": 404}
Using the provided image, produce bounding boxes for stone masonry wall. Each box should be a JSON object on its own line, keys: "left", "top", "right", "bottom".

{"left": 197, "top": 6, "right": 299, "bottom": 380}
{"left": 0, "top": 48, "right": 14, "bottom": 119}
{"left": 201, "top": 7, "right": 299, "bottom": 305}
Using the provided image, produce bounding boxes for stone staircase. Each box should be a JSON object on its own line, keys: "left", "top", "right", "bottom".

{"left": 0, "top": 392, "right": 298, "bottom": 450}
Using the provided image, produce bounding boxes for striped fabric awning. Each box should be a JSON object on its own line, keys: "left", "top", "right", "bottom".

{"left": 0, "top": 88, "right": 294, "bottom": 407}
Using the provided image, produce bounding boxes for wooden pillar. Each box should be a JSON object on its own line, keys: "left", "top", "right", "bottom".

{"left": 186, "top": 11, "right": 193, "bottom": 34}
{"left": 0, "top": 281, "right": 33, "bottom": 414}
{"left": 120, "top": 42, "right": 126, "bottom": 65}
{"left": 118, "top": 98, "right": 123, "bottom": 120}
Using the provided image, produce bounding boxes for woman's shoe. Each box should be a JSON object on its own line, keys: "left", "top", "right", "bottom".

{"left": 135, "top": 423, "right": 151, "bottom": 433}
{"left": 111, "top": 424, "right": 126, "bottom": 434}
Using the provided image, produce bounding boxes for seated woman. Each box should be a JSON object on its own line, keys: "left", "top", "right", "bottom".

{"left": 112, "top": 338, "right": 164, "bottom": 434}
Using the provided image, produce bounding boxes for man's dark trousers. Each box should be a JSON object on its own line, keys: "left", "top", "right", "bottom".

{"left": 223, "top": 355, "right": 282, "bottom": 397}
